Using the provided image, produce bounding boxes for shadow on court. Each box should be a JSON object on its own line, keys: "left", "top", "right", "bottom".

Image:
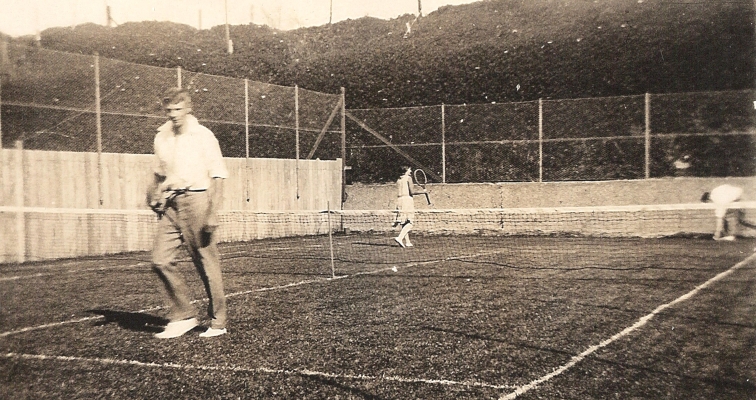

{"left": 88, "top": 309, "right": 168, "bottom": 333}
{"left": 352, "top": 241, "right": 404, "bottom": 248}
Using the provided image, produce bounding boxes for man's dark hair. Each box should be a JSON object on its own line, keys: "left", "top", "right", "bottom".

{"left": 161, "top": 87, "right": 192, "bottom": 107}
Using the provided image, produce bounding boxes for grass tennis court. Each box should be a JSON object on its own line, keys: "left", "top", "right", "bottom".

{"left": 1, "top": 232, "right": 755, "bottom": 399}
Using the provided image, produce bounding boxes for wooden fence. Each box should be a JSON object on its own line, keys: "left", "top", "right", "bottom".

{"left": 0, "top": 145, "right": 343, "bottom": 263}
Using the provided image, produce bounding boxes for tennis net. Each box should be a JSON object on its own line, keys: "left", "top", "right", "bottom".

{"left": 1, "top": 203, "right": 755, "bottom": 267}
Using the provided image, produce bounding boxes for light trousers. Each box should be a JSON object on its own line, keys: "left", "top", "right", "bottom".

{"left": 152, "top": 191, "right": 227, "bottom": 329}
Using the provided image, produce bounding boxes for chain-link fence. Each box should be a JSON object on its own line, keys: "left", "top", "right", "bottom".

{"left": 347, "top": 90, "right": 756, "bottom": 183}
{"left": 0, "top": 44, "right": 344, "bottom": 161}
{"left": 2, "top": 44, "right": 754, "bottom": 184}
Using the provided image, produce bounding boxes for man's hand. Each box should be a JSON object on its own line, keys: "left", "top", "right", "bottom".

{"left": 203, "top": 211, "right": 219, "bottom": 234}
{"left": 202, "top": 178, "right": 224, "bottom": 234}
{"left": 147, "top": 180, "right": 169, "bottom": 215}
{"left": 200, "top": 210, "right": 219, "bottom": 247}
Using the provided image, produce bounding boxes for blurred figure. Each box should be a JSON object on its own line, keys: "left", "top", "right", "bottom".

{"left": 701, "top": 183, "right": 743, "bottom": 241}
{"left": 673, "top": 154, "right": 692, "bottom": 177}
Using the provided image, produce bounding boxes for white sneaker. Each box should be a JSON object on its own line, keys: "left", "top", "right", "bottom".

{"left": 713, "top": 235, "right": 736, "bottom": 241}
{"left": 405, "top": 242, "right": 414, "bottom": 247}
{"left": 394, "top": 237, "right": 405, "bottom": 248}
{"left": 155, "top": 317, "right": 198, "bottom": 339}
{"left": 199, "top": 327, "right": 227, "bottom": 338}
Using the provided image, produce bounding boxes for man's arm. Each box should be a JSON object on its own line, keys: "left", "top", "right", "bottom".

{"left": 204, "top": 177, "right": 224, "bottom": 232}
{"left": 407, "top": 179, "right": 426, "bottom": 197}
{"left": 146, "top": 173, "right": 167, "bottom": 210}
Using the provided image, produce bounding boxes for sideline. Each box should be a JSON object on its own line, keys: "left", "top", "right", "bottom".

{"left": 0, "top": 262, "right": 151, "bottom": 282}
{"left": 499, "top": 253, "right": 756, "bottom": 400}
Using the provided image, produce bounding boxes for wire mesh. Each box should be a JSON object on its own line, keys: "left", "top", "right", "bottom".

{"left": 445, "top": 102, "right": 540, "bottom": 182}
{"left": 1, "top": 44, "right": 754, "bottom": 183}
{"left": 1, "top": 44, "right": 343, "bottom": 162}
{"left": 345, "top": 91, "right": 755, "bottom": 183}
{"left": 2, "top": 46, "right": 97, "bottom": 151}
{"left": 648, "top": 90, "right": 756, "bottom": 178}
{"left": 347, "top": 106, "right": 442, "bottom": 183}
{"left": 4, "top": 202, "right": 755, "bottom": 264}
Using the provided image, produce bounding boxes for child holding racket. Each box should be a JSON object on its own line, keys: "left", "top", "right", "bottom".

{"left": 393, "top": 165, "right": 426, "bottom": 248}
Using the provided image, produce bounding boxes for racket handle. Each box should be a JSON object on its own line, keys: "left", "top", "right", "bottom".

{"left": 424, "top": 192, "right": 431, "bottom": 205}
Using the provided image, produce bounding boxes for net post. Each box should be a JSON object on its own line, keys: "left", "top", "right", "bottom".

{"left": 327, "top": 202, "right": 336, "bottom": 278}
{"left": 14, "top": 139, "right": 25, "bottom": 263}
{"left": 177, "top": 66, "right": 182, "bottom": 88}
{"left": 644, "top": 92, "right": 651, "bottom": 179}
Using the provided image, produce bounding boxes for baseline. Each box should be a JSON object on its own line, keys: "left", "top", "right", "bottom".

{"left": 0, "top": 351, "right": 515, "bottom": 390}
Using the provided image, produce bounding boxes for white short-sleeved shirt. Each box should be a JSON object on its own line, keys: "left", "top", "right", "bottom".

{"left": 709, "top": 184, "right": 743, "bottom": 218}
{"left": 153, "top": 115, "right": 228, "bottom": 190}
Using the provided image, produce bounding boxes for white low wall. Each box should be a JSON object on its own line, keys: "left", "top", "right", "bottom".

{"left": 343, "top": 177, "right": 756, "bottom": 210}
{"left": 341, "top": 177, "right": 756, "bottom": 238}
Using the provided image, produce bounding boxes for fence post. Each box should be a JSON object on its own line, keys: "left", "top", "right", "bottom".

{"left": 94, "top": 53, "right": 103, "bottom": 206}
{"left": 177, "top": 66, "right": 182, "bottom": 88}
{"left": 14, "top": 140, "right": 24, "bottom": 263}
{"left": 294, "top": 85, "right": 300, "bottom": 201}
{"left": 645, "top": 92, "right": 651, "bottom": 179}
{"left": 340, "top": 87, "right": 346, "bottom": 205}
{"left": 538, "top": 98, "right": 543, "bottom": 183}
{"left": 441, "top": 104, "right": 446, "bottom": 183}
{"left": 245, "top": 78, "right": 250, "bottom": 203}
{"left": 0, "top": 40, "right": 4, "bottom": 149}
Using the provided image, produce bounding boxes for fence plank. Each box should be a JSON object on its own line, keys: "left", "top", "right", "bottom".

{"left": 0, "top": 150, "right": 342, "bottom": 262}
{"left": 0, "top": 150, "right": 10, "bottom": 206}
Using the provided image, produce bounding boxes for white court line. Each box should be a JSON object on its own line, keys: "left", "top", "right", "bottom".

{"left": 0, "top": 240, "right": 328, "bottom": 282}
{"left": 0, "top": 262, "right": 151, "bottom": 282}
{"left": 499, "top": 253, "right": 756, "bottom": 400}
{"left": 1, "top": 271, "right": 361, "bottom": 338}
{"left": 0, "top": 253, "right": 518, "bottom": 391}
{"left": 0, "top": 249, "right": 501, "bottom": 338}
{"left": 0, "top": 352, "right": 515, "bottom": 390}
{"left": 0, "top": 240, "right": 327, "bottom": 282}
{"left": 0, "top": 305, "right": 162, "bottom": 339}
{"left": 6, "top": 247, "right": 744, "bottom": 394}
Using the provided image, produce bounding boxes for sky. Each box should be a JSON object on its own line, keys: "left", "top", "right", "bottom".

{"left": 0, "top": 0, "right": 479, "bottom": 37}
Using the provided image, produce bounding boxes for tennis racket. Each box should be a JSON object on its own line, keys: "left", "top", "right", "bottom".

{"left": 413, "top": 169, "right": 431, "bottom": 205}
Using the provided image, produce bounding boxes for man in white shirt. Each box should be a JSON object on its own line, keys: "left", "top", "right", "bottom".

{"left": 147, "top": 88, "right": 229, "bottom": 338}
{"left": 701, "top": 183, "right": 744, "bottom": 241}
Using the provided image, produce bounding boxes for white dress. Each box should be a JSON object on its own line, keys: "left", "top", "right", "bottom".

{"left": 395, "top": 175, "right": 414, "bottom": 224}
